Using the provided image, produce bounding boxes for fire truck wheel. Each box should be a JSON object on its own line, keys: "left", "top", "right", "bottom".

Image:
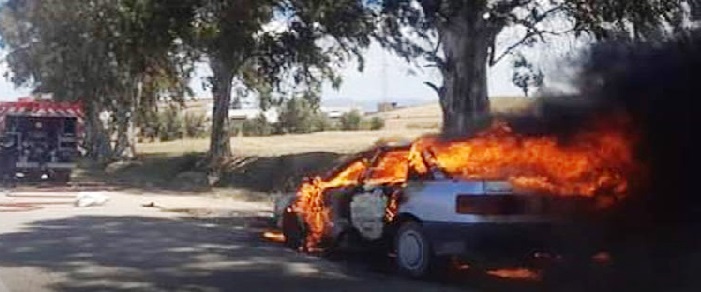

{"left": 395, "top": 221, "right": 433, "bottom": 278}
{"left": 282, "top": 209, "right": 305, "bottom": 250}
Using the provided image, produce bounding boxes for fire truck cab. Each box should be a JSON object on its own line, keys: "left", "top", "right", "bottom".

{"left": 0, "top": 97, "right": 83, "bottom": 182}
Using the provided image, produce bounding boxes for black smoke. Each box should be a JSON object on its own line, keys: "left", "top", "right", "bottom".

{"left": 563, "top": 34, "right": 701, "bottom": 291}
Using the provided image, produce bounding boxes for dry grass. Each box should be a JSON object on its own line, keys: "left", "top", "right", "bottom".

{"left": 121, "top": 130, "right": 432, "bottom": 194}
{"left": 138, "top": 129, "right": 432, "bottom": 157}
{"left": 368, "top": 96, "right": 536, "bottom": 131}
{"left": 140, "top": 97, "right": 535, "bottom": 157}
{"left": 114, "top": 98, "right": 535, "bottom": 193}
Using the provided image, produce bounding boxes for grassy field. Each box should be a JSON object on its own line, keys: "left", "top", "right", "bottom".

{"left": 141, "top": 96, "right": 534, "bottom": 157}
{"left": 81, "top": 129, "right": 433, "bottom": 195}
{"left": 137, "top": 129, "right": 432, "bottom": 157}
{"left": 366, "top": 96, "right": 535, "bottom": 130}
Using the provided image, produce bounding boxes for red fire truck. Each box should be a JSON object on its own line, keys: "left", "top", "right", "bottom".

{"left": 0, "top": 97, "right": 83, "bottom": 182}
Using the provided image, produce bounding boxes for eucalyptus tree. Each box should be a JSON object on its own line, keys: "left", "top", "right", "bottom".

{"left": 378, "top": 0, "right": 685, "bottom": 134}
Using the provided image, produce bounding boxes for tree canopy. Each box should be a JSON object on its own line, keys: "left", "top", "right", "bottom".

{"left": 0, "top": 0, "right": 195, "bottom": 160}
{"left": 180, "top": 0, "right": 377, "bottom": 163}
{"left": 0, "top": 0, "right": 690, "bottom": 165}
{"left": 377, "top": 0, "right": 686, "bottom": 134}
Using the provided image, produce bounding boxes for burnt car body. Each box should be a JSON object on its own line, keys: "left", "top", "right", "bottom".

{"left": 278, "top": 143, "right": 600, "bottom": 278}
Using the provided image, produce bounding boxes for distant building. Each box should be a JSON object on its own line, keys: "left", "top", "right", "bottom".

{"left": 206, "top": 105, "right": 279, "bottom": 123}
{"left": 229, "top": 108, "right": 279, "bottom": 123}
{"left": 204, "top": 103, "right": 362, "bottom": 122}
{"left": 320, "top": 106, "right": 361, "bottom": 119}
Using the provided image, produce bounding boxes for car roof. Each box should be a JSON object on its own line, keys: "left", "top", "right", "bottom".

{"left": 321, "top": 144, "right": 412, "bottom": 180}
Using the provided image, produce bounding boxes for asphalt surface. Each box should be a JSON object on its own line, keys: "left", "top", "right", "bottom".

{"left": 0, "top": 190, "right": 476, "bottom": 292}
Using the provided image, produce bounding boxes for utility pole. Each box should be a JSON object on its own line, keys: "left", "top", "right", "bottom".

{"left": 381, "top": 49, "right": 388, "bottom": 103}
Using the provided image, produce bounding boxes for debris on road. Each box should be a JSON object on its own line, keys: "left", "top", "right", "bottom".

{"left": 142, "top": 202, "right": 156, "bottom": 208}
{"left": 74, "top": 192, "right": 110, "bottom": 207}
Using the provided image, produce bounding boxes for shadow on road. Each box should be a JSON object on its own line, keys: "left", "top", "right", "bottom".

{"left": 1, "top": 213, "right": 659, "bottom": 292}
{"left": 0, "top": 215, "right": 438, "bottom": 292}
{"left": 74, "top": 152, "right": 346, "bottom": 197}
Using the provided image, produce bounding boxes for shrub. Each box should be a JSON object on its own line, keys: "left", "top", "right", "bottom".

{"left": 310, "top": 113, "right": 336, "bottom": 132}
{"left": 183, "top": 112, "right": 208, "bottom": 138}
{"left": 339, "top": 110, "right": 363, "bottom": 131}
{"left": 138, "top": 113, "right": 160, "bottom": 143}
{"left": 229, "top": 120, "right": 244, "bottom": 137}
{"left": 242, "top": 114, "right": 274, "bottom": 137}
{"left": 277, "top": 97, "right": 317, "bottom": 134}
{"left": 158, "top": 105, "right": 183, "bottom": 141}
{"left": 369, "top": 116, "right": 385, "bottom": 130}
{"left": 136, "top": 108, "right": 164, "bottom": 143}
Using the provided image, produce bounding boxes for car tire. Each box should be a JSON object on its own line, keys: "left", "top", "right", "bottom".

{"left": 395, "top": 221, "right": 433, "bottom": 278}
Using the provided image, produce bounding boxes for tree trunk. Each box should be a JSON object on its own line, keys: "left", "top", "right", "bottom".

{"left": 112, "top": 77, "right": 140, "bottom": 160}
{"left": 208, "top": 56, "right": 235, "bottom": 163}
{"left": 112, "top": 101, "right": 135, "bottom": 160}
{"left": 129, "top": 80, "right": 141, "bottom": 156}
{"left": 84, "top": 101, "right": 112, "bottom": 163}
{"left": 439, "top": 2, "right": 492, "bottom": 136}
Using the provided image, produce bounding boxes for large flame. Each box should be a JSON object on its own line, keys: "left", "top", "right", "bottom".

{"left": 294, "top": 114, "right": 639, "bottom": 249}
{"left": 410, "top": 116, "right": 638, "bottom": 199}
{"left": 293, "top": 160, "right": 367, "bottom": 250}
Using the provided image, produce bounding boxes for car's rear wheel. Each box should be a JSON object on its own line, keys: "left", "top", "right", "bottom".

{"left": 395, "top": 221, "right": 433, "bottom": 278}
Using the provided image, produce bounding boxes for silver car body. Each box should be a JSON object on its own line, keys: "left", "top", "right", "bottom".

{"left": 398, "top": 180, "right": 551, "bottom": 224}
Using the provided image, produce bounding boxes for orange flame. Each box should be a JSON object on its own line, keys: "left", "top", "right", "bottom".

{"left": 365, "top": 150, "right": 410, "bottom": 185}
{"left": 294, "top": 115, "right": 639, "bottom": 250}
{"left": 262, "top": 231, "right": 286, "bottom": 243}
{"left": 487, "top": 268, "right": 542, "bottom": 281}
{"left": 294, "top": 161, "right": 367, "bottom": 249}
{"left": 384, "top": 190, "right": 402, "bottom": 222}
{"left": 410, "top": 117, "right": 638, "bottom": 200}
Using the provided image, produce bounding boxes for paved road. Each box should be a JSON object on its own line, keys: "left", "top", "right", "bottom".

{"left": 0, "top": 190, "right": 473, "bottom": 292}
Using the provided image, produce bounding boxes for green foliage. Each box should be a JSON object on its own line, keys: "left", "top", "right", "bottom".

{"left": 0, "top": 0, "right": 196, "bottom": 159}
{"left": 242, "top": 114, "right": 275, "bottom": 137}
{"left": 369, "top": 116, "right": 385, "bottom": 131}
{"left": 158, "top": 105, "right": 184, "bottom": 142}
{"left": 183, "top": 113, "right": 208, "bottom": 138}
{"left": 511, "top": 54, "right": 544, "bottom": 97}
{"left": 377, "top": 0, "right": 684, "bottom": 133}
{"left": 277, "top": 98, "right": 318, "bottom": 134}
{"left": 379, "top": 0, "right": 685, "bottom": 63}
{"left": 138, "top": 111, "right": 161, "bottom": 142}
{"left": 185, "top": 0, "right": 377, "bottom": 160}
{"left": 310, "top": 113, "right": 336, "bottom": 132}
{"left": 339, "top": 110, "right": 363, "bottom": 131}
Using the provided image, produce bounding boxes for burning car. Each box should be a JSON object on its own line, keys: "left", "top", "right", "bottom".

{"left": 277, "top": 118, "right": 638, "bottom": 278}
